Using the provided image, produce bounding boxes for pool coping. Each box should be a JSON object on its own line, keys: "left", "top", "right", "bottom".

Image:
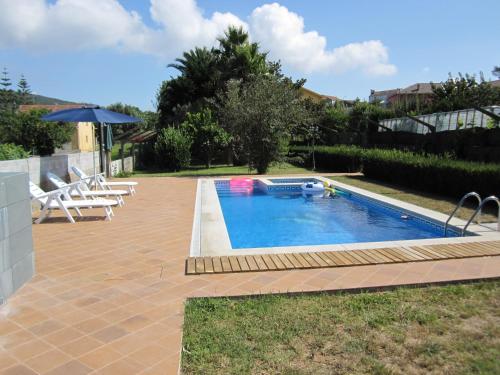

{"left": 190, "top": 176, "right": 500, "bottom": 258}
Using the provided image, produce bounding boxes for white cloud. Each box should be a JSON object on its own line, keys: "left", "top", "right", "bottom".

{"left": 249, "top": 3, "right": 396, "bottom": 76}
{"left": 0, "top": 0, "right": 396, "bottom": 76}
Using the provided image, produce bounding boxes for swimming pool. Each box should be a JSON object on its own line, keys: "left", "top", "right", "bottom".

{"left": 215, "top": 180, "right": 459, "bottom": 249}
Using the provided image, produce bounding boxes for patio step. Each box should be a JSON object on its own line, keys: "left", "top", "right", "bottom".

{"left": 185, "top": 240, "right": 500, "bottom": 275}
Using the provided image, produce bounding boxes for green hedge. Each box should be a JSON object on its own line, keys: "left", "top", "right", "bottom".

{"left": 293, "top": 145, "right": 500, "bottom": 198}
{"left": 0, "top": 143, "right": 29, "bottom": 161}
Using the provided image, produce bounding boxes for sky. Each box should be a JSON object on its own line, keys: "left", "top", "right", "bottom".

{"left": 0, "top": 0, "right": 499, "bottom": 110}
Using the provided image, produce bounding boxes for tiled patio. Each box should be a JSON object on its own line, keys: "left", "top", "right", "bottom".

{"left": 1, "top": 177, "right": 499, "bottom": 375}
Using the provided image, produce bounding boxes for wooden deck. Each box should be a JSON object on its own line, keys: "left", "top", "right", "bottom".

{"left": 186, "top": 241, "right": 500, "bottom": 275}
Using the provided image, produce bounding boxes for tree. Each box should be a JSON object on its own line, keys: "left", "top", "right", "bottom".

{"left": 157, "top": 47, "right": 220, "bottom": 126}
{"left": 0, "top": 109, "right": 74, "bottom": 156}
{"left": 0, "top": 67, "right": 18, "bottom": 112}
{"left": 219, "top": 75, "right": 306, "bottom": 174}
{"left": 181, "top": 108, "right": 231, "bottom": 167}
{"left": 430, "top": 73, "right": 500, "bottom": 112}
{"left": 493, "top": 66, "right": 500, "bottom": 78}
{"left": 157, "top": 27, "right": 270, "bottom": 127}
{"left": 154, "top": 127, "right": 192, "bottom": 171}
{"left": 17, "top": 74, "right": 32, "bottom": 104}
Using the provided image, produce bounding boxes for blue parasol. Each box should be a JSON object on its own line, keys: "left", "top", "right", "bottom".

{"left": 41, "top": 106, "right": 142, "bottom": 180}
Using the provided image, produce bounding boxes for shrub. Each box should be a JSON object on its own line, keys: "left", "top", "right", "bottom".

{"left": 0, "top": 143, "right": 29, "bottom": 160}
{"left": 292, "top": 145, "right": 500, "bottom": 198}
{"left": 115, "top": 170, "right": 133, "bottom": 178}
{"left": 154, "top": 127, "right": 192, "bottom": 171}
{"left": 181, "top": 108, "right": 231, "bottom": 168}
{"left": 0, "top": 109, "right": 74, "bottom": 156}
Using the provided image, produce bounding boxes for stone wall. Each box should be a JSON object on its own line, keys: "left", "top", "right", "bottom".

{"left": 0, "top": 152, "right": 99, "bottom": 190}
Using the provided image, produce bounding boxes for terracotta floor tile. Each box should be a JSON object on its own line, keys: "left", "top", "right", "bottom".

{"left": 59, "top": 335, "right": 103, "bottom": 357}
{"left": 0, "top": 320, "right": 22, "bottom": 336}
{"left": 78, "top": 345, "right": 123, "bottom": 370}
{"left": 108, "top": 332, "right": 147, "bottom": 355}
{"left": 0, "top": 353, "right": 18, "bottom": 370}
{"left": 96, "top": 357, "right": 143, "bottom": 375}
{"left": 117, "top": 314, "right": 152, "bottom": 332}
{"left": 2, "top": 329, "right": 37, "bottom": 350}
{"left": 128, "top": 344, "right": 167, "bottom": 367}
{"left": 99, "top": 307, "right": 136, "bottom": 323}
{"left": 3, "top": 364, "right": 39, "bottom": 375}
{"left": 28, "top": 319, "right": 65, "bottom": 337}
{"left": 92, "top": 325, "right": 128, "bottom": 343}
{"left": 24, "top": 349, "right": 71, "bottom": 374}
{"left": 73, "top": 317, "right": 110, "bottom": 334}
{"left": 10, "top": 338, "right": 52, "bottom": 361}
{"left": 44, "top": 327, "right": 84, "bottom": 346}
{"left": 44, "top": 359, "right": 93, "bottom": 375}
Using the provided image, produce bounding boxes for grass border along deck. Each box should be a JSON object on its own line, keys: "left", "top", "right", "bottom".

{"left": 186, "top": 241, "right": 500, "bottom": 275}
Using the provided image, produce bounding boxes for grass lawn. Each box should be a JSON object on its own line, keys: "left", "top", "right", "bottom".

{"left": 111, "top": 143, "right": 133, "bottom": 161}
{"left": 182, "top": 281, "right": 500, "bottom": 374}
{"left": 331, "top": 175, "right": 497, "bottom": 222}
{"left": 132, "top": 162, "right": 312, "bottom": 177}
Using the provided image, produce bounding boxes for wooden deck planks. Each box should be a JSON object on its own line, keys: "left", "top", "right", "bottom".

{"left": 185, "top": 240, "right": 500, "bottom": 275}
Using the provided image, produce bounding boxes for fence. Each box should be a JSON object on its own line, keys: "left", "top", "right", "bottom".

{"left": 379, "top": 106, "right": 500, "bottom": 134}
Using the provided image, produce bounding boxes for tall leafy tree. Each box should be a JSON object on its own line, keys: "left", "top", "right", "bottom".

{"left": 157, "top": 27, "right": 270, "bottom": 128}
{"left": 430, "top": 73, "right": 500, "bottom": 112}
{"left": 219, "top": 75, "right": 306, "bottom": 174}
{"left": 157, "top": 47, "right": 220, "bottom": 126}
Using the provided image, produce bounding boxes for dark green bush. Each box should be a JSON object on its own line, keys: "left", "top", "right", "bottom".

{"left": 0, "top": 143, "right": 30, "bottom": 160}
{"left": 154, "top": 127, "right": 192, "bottom": 171}
{"left": 293, "top": 145, "right": 500, "bottom": 198}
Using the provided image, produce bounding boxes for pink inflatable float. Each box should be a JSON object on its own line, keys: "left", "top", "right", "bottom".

{"left": 230, "top": 178, "right": 253, "bottom": 192}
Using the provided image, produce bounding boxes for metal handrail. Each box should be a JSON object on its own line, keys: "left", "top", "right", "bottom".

{"left": 444, "top": 192, "right": 481, "bottom": 236}
{"left": 462, "top": 196, "right": 500, "bottom": 236}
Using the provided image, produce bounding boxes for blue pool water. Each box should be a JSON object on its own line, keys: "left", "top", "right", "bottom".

{"left": 216, "top": 182, "right": 458, "bottom": 249}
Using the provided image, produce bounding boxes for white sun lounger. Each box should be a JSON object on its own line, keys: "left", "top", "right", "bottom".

{"left": 72, "top": 166, "right": 138, "bottom": 195}
{"left": 29, "top": 182, "right": 117, "bottom": 224}
{"left": 47, "top": 172, "right": 127, "bottom": 207}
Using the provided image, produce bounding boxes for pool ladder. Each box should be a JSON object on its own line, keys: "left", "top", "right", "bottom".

{"left": 445, "top": 192, "right": 500, "bottom": 236}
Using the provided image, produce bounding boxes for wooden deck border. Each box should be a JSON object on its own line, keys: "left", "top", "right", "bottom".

{"left": 186, "top": 241, "right": 500, "bottom": 275}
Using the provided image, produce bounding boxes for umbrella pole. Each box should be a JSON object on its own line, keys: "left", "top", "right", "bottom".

{"left": 93, "top": 123, "right": 97, "bottom": 191}
{"left": 99, "top": 122, "right": 105, "bottom": 175}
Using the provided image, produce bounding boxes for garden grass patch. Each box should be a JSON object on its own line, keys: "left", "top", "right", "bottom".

{"left": 132, "top": 162, "right": 311, "bottom": 177}
{"left": 332, "top": 175, "right": 498, "bottom": 222}
{"left": 182, "top": 281, "right": 500, "bottom": 374}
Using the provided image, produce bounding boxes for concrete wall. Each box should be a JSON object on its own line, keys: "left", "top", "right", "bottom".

{"left": 110, "top": 156, "right": 134, "bottom": 176}
{"left": 0, "top": 172, "right": 34, "bottom": 304}
{"left": 0, "top": 152, "right": 99, "bottom": 190}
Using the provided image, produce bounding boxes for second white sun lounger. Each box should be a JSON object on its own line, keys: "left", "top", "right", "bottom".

{"left": 29, "top": 182, "right": 117, "bottom": 224}
{"left": 72, "top": 166, "right": 138, "bottom": 195}
{"left": 47, "top": 172, "right": 127, "bottom": 207}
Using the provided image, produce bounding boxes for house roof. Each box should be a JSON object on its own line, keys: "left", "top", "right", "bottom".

{"left": 18, "top": 104, "right": 85, "bottom": 113}
{"left": 370, "top": 88, "right": 399, "bottom": 97}
{"left": 491, "top": 79, "right": 500, "bottom": 88}
{"left": 299, "top": 87, "right": 344, "bottom": 102}
{"left": 399, "top": 83, "right": 434, "bottom": 94}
